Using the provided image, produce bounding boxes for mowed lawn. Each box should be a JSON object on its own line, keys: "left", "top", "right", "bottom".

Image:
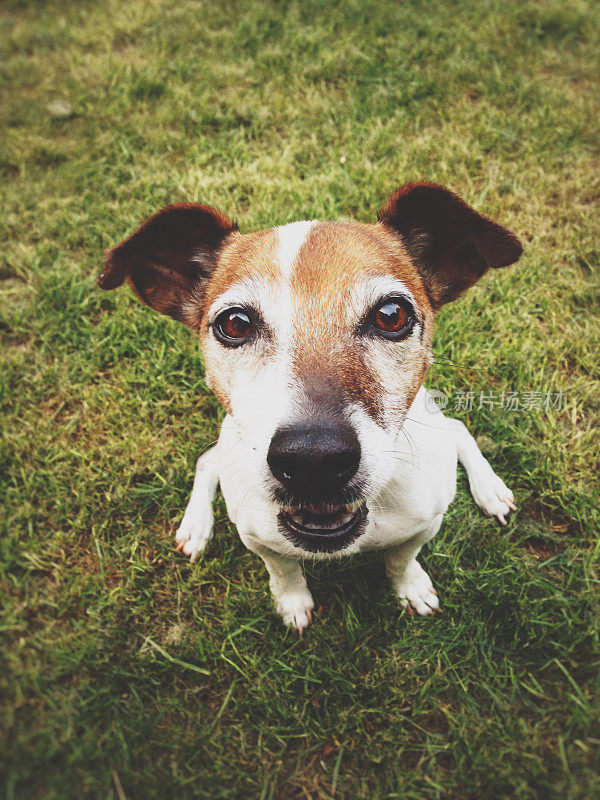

{"left": 1, "top": 0, "right": 599, "bottom": 797}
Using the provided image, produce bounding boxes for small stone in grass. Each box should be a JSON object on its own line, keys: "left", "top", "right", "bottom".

{"left": 46, "top": 100, "right": 75, "bottom": 119}
{"left": 163, "top": 623, "right": 185, "bottom": 646}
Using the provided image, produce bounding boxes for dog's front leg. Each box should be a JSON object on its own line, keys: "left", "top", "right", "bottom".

{"left": 175, "top": 446, "right": 219, "bottom": 561}
{"left": 385, "top": 516, "right": 443, "bottom": 615}
{"left": 451, "top": 420, "right": 516, "bottom": 524}
{"left": 254, "top": 547, "right": 314, "bottom": 634}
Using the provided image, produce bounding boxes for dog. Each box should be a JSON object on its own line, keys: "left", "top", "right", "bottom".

{"left": 98, "top": 182, "right": 522, "bottom": 632}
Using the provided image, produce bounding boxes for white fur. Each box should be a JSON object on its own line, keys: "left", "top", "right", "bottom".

{"left": 177, "top": 387, "right": 515, "bottom": 628}
{"left": 276, "top": 220, "right": 315, "bottom": 279}
{"left": 177, "top": 233, "right": 515, "bottom": 631}
{"left": 350, "top": 275, "right": 417, "bottom": 318}
{"left": 175, "top": 446, "right": 219, "bottom": 561}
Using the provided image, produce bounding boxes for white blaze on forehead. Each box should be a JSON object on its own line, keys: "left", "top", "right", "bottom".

{"left": 276, "top": 220, "right": 316, "bottom": 280}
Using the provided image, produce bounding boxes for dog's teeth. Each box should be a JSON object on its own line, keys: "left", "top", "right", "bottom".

{"left": 283, "top": 500, "right": 364, "bottom": 534}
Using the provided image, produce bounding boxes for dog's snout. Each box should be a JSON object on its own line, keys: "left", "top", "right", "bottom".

{"left": 267, "top": 420, "right": 360, "bottom": 494}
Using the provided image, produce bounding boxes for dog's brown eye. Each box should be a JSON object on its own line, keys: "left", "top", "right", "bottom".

{"left": 213, "top": 308, "right": 255, "bottom": 346}
{"left": 375, "top": 302, "right": 408, "bottom": 332}
{"left": 369, "top": 298, "right": 415, "bottom": 340}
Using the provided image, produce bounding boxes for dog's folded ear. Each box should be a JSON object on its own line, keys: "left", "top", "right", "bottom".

{"left": 378, "top": 182, "right": 522, "bottom": 309}
{"left": 98, "top": 203, "right": 238, "bottom": 323}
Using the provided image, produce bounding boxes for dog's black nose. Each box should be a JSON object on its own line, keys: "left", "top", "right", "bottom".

{"left": 267, "top": 420, "right": 361, "bottom": 494}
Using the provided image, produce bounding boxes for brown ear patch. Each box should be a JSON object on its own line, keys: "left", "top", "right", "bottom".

{"left": 98, "top": 203, "right": 238, "bottom": 322}
{"left": 378, "top": 182, "right": 522, "bottom": 308}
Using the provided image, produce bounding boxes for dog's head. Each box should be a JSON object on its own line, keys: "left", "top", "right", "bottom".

{"left": 99, "top": 183, "right": 521, "bottom": 554}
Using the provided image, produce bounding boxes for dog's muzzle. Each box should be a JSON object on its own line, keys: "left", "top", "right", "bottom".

{"left": 267, "top": 418, "right": 368, "bottom": 552}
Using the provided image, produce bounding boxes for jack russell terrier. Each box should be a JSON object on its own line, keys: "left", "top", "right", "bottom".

{"left": 98, "top": 182, "right": 522, "bottom": 632}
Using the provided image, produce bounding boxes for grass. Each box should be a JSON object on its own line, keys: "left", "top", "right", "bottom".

{"left": 1, "top": 0, "right": 599, "bottom": 797}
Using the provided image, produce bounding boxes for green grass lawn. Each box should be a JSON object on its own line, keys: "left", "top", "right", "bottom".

{"left": 1, "top": 0, "right": 599, "bottom": 797}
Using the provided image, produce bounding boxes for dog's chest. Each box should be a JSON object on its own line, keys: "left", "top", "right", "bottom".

{"left": 364, "top": 411, "right": 460, "bottom": 549}
{"left": 364, "top": 459, "right": 456, "bottom": 550}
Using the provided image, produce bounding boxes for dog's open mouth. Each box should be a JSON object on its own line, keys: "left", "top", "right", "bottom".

{"left": 278, "top": 500, "right": 367, "bottom": 553}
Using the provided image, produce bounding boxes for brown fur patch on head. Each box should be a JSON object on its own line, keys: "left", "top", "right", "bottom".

{"left": 194, "top": 227, "right": 281, "bottom": 330}
{"left": 292, "top": 221, "right": 432, "bottom": 309}
{"left": 289, "top": 221, "right": 434, "bottom": 422}
{"left": 194, "top": 227, "right": 282, "bottom": 411}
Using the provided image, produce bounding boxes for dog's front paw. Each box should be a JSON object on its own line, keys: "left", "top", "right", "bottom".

{"left": 393, "top": 560, "right": 440, "bottom": 616}
{"left": 175, "top": 508, "right": 214, "bottom": 562}
{"left": 275, "top": 590, "right": 315, "bottom": 635}
{"left": 469, "top": 466, "right": 516, "bottom": 525}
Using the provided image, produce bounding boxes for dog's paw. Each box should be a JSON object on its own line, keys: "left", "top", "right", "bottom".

{"left": 275, "top": 590, "right": 315, "bottom": 635}
{"left": 393, "top": 560, "right": 440, "bottom": 616}
{"left": 175, "top": 508, "right": 214, "bottom": 562}
{"left": 468, "top": 466, "right": 516, "bottom": 525}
